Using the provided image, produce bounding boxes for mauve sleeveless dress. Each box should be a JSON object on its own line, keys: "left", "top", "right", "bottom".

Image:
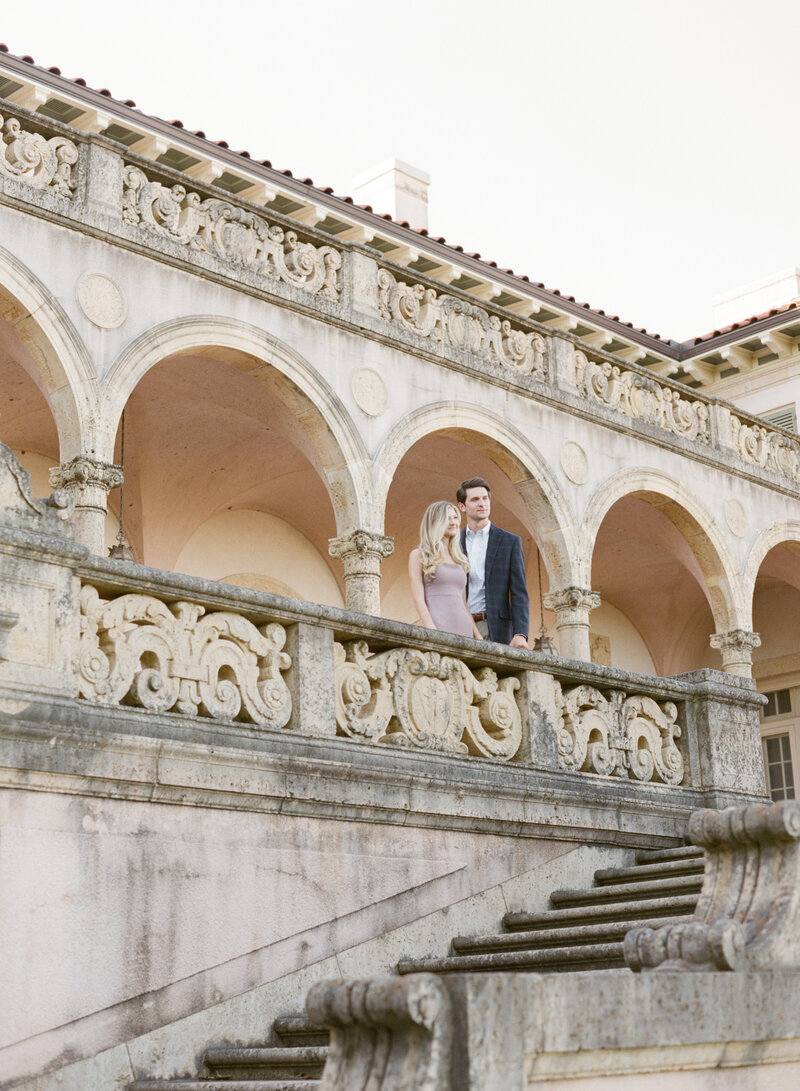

{"left": 424, "top": 563, "right": 473, "bottom": 637}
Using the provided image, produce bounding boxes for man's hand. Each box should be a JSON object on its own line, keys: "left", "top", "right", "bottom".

{"left": 510, "top": 634, "right": 529, "bottom": 649}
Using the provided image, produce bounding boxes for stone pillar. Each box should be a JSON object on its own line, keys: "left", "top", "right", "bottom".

{"left": 328, "top": 530, "right": 394, "bottom": 616}
{"left": 709, "top": 629, "right": 761, "bottom": 677}
{"left": 50, "top": 456, "right": 123, "bottom": 556}
{"left": 542, "top": 587, "right": 601, "bottom": 662}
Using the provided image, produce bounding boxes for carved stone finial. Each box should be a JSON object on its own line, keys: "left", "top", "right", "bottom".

{"left": 329, "top": 530, "right": 394, "bottom": 615}
{"left": 624, "top": 800, "right": 800, "bottom": 973}
{"left": 306, "top": 974, "right": 452, "bottom": 1091}
{"left": 709, "top": 629, "right": 761, "bottom": 677}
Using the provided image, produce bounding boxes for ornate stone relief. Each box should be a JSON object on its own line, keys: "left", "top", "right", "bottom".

{"left": 334, "top": 639, "right": 522, "bottom": 759}
{"left": 625, "top": 800, "right": 800, "bottom": 972}
{"left": 122, "top": 165, "right": 342, "bottom": 299}
{"left": 575, "top": 352, "right": 711, "bottom": 445}
{"left": 724, "top": 497, "right": 749, "bottom": 538}
{"left": 0, "top": 113, "right": 78, "bottom": 198}
{"left": 351, "top": 367, "right": 388, "bottom": 417}
{"left": 78, "top": 585, "right": 292, "bottom": 727}
{"left": 377, "top": 269, "right": 546, "bottom": 377}
{"left": 559, "top": 440, "right": 589, "bottom": 484}
{"left": 555, "top": 683, "right": 684, "bottom": 785}
{"left": 76, "top": 272, "right": 128, "bottom": 329}
{"left": 729, "top": 413, "right": 800, "bottom": 484}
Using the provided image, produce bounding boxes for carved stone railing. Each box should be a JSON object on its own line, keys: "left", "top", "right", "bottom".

{"left": 555, "top": 683, "right": 683, "bottom": 785}
{"left": 3, "top": 98, "right": 800, "bottom": 495}
{"left": 624, "top": 800, "right": 800, "bottom": 972}
{"left": 0, "top": 110, "right": 78, "bottom": 198}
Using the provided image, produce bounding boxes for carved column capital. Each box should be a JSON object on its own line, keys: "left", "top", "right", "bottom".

{"left": 709, "top": 629, "right": 761, "bottom": 677}
{"left": 542, "top": 587, "right": 601, "bottom": 663}
{"left": 329, "top": 530, "right": 394, "bottom": 616}
{"left": 49, "top": 456, "right": 123, "bottom": 556}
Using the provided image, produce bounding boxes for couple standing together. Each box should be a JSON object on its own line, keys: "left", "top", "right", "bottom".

{"left": 408, "top": 477, "right": 530, "bottom": 648}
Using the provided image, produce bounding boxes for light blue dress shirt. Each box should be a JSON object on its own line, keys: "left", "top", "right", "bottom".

{"left": 465, "top": 523, "right": 491, "bottom": 613}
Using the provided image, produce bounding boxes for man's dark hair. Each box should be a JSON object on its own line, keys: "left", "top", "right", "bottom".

{"left": 457, "top": 477, "right": 491, "bottom": 504}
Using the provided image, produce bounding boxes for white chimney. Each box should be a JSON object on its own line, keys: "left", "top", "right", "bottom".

{"left": 712, "top": 267, "right": 800, "bottom": 329}
{"left": 352, "top": 159, "right": 430, "bottom": 232}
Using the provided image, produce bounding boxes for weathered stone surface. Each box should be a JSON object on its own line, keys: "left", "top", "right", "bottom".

{"left": 625, "top": 800, "right": 800, "bottom": 972}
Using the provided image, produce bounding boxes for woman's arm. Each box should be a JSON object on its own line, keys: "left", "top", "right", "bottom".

{"left": 409, "top": 549, "right": 437, "bottom": 629}
{"left": 463, "top": 583, "right": 483, "bottom": 640}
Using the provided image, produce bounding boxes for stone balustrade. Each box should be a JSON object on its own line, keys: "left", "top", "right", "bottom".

{"left": 3, "top": 99, "right": 800, "bottom": 495}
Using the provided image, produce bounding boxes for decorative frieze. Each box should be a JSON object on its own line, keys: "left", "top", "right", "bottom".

{"left": 0, "top": 113, "right": 78, "bottom": 198}
{"left": 122, "top": 164, "right": 342, "bottom": 299}
{"left": 77, "top": 585, "right": 292, "bottom": 727}
{"left": 575, "top": 352, "right": 711, "bottom": 444}
{"left": 625, "top": 800, "right": 800, "bottom": 972}
{"left": 555, "top": 683, "right": 684, "bottom": 785}
{"left": 377, "top": 269, "right": 546, "bottom": 377}
{"left": 729, "top": 413, "right": 800, "bottom": 484}
{"left": 334, "top": 639, "right": 522, "bottom": 759}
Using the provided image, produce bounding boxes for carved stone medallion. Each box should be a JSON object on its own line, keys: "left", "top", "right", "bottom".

{"left": 351, "top": 367, "right": 388, "bottom": 417}
{"left": 724, "top": 498, "right": 749, "bottom": 538}
{"left": 559, "top": 441, "right": 589, "bottom": 484}
{"left": 76, "top": 273, "right": 128, "bottom": 329}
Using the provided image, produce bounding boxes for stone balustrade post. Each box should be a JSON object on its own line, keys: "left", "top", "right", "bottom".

{"left": 50, "top": 456, "right": 123, "bottom": 556}
{"left": 709, "top": 629, "right": 761, "bottom": 677}
{"left": 542, "top": 586, "right": 601, "bottom": 662}
{"left": 284, "top": 622, "right": 336, "bottom": 737}
{"left": 329, "top": 530, "right": 394, "bottom": 616}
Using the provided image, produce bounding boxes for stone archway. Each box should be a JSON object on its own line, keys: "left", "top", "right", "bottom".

{"left": 582, "top": 468, "right": 746, "bottom": 675}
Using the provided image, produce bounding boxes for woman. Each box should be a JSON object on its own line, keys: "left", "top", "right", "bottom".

{"left": 409, "top": 501, "right": 483, "bottom": 639}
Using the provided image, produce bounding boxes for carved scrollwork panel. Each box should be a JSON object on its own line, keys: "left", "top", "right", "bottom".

{"left": 376, "top": 269, "right": 545, "bottom": 379}
{"left": 333, "top": 641, "right": 522, "bottom": 759}
{"left": 574, "top": 352, "right": 710, "bottom": 446}
{"left": 78, "top": 585, "right": 292, "bottom": 728}
{"left": 555, "top": 683, "right": 684, "bottom": 785}
{"left": 729, "top": 413, "right": 800, "bottom": 484}
{"left": 0, "top": 113, "right": 78, "bottom": 197}
{"left": 121, "top": 165, "right": 341, "bottom": 299}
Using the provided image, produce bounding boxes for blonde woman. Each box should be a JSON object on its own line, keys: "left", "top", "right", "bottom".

{"left": 409, "top": 501, "right": 483, "bottom": 639}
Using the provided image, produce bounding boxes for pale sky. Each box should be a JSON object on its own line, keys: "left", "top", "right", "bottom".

{"left": 3, "top": 0, "right": 798, "bottom": 340}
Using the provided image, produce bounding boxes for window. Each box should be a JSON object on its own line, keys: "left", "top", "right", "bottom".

{"left": 764, "top": 734, "right": 796, "bottom": 801}
{"left": 763, "top": 688, "right": 792, "bottom": 717}
{"left": 761, "top": 405, "right": 797, "bottom": 433}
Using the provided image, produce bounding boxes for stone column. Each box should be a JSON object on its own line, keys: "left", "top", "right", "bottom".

{"left": 50, "top": 456, "right": 123, "bottom": 556}
{"left": 329, "top": 530, "right": 394, "bottom": 616}
{"left": 709, "top": 629, "right": 761, "bottom": 677}
{"left": 542, "top": 586, "right": 601, "bottom": 662}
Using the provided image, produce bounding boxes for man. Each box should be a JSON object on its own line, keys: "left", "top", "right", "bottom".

{"left": 457, "top": 477, "right": 529, "bottom": 647}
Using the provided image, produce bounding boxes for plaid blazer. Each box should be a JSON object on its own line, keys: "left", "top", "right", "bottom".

{"left": 461, "top": 524, "right": 529, "bottom": 644}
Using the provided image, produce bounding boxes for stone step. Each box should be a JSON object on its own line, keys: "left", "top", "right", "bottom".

{"left": 503, "top": 891, "right": 699, "bottom": 931}
{"left": 397, "top": 940, "right": 626, "bottom": 976}
{"left": 634, "top": 844, "right": 703, "bottom": 864}
{"left": 451, "top": 913, "right": 695, "bottom": 955}
{"left": 273, "top": 1015, "right": 329, "bottom": 1047}
{"left": 593, "top": 856, "right": 705, "bottom": 885}
{"left": 204, "top": 1045, "right": 328, "bottom": 1080}
{"left": 129, "top": 1082, "right": 318, "bottom": 1090}
{"left": 549, "top": 871, "right": 703, "bottom": 909}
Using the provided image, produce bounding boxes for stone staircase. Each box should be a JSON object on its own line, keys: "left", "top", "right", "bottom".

{"left": 129, "top": 844, "right": 704, "bottom": 1089}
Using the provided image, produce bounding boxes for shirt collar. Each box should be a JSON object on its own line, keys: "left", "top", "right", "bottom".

{"left": 466, "top": 522, "right": 491, "bottom": 539}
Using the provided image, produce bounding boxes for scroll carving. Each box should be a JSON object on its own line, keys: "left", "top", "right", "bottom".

{"left": 122, "top": 165, "right": 342, "bottom": 299}
{"left": 0, "top": 113, "right": 78, "bottom": 197}
{"left": 334, "top": 640, "right": 522, "bottom": 759}
{"left": 307, "top": 974, "right": 452, "bottom": 1091}
{"left": 555, "top": 683, "right": 684, "bottom": 785}
{"left": 377, "top": 269, "right": 545, "bottom": 377}
{"left": 78, "top": 585, "right": 292, "bottom": 727}
{"left": 625, "top": 800, "right": 800, "bottom": 972}
{"left": 575, "top": 351, "right": 710, "bottom": 444}
{"left": 729, "top": 413, "right": 800, "bottom": 484}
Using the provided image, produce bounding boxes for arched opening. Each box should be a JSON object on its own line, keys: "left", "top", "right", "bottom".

{"left": 589, "top": 489, "right": 732, "bottom": 676}
{"left": 749, "top": 536, "right": 800, "bottom": 801}
{"left": 379, "top": 422, "right": 571, "bottom": 641}
{"left": 110, "top": 348, "right": 349, "bottom": 606}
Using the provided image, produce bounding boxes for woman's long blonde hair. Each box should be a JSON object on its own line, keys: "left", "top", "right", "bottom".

{"left": 419, "top": 501, "right": 469, "bottom": 581}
